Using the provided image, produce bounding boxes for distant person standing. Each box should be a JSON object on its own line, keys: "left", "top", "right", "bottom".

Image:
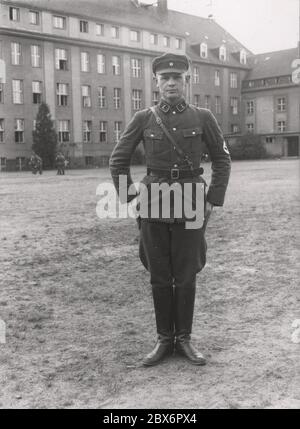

{"left": 29, "top": 152, "right": 43, "bottom": 175}
{"left": 55, "top": 152, "right": 66, "bottom": 175}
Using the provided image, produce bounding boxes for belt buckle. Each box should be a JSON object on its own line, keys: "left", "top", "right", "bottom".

{"left": 171, "top": 168, "right": 180, "bottom": 180}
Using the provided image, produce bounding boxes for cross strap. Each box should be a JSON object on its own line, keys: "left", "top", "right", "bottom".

{"left": 150, "top": 106, "right": 194, "bottom": 171}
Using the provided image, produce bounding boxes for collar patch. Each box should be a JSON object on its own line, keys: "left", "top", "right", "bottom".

{"left": 158, "top": 100, "right": 187, "bottom": 113}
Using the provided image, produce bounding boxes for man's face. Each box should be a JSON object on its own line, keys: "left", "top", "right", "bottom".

{"left": 155, "top": 72, "right": 186, "bottom": 104}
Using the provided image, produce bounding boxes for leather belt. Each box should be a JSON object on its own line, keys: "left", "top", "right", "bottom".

{"left": 149, "top": 167, "right": 204, "bottom": 180}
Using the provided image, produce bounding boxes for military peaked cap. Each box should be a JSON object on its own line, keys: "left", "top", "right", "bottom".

{"left": 152, "top": 53, "right": 190, "bottom": 74}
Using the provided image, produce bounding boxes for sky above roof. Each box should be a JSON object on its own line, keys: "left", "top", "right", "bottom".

{"left": 163, "top": 0, "right": 299, "bottom": 55}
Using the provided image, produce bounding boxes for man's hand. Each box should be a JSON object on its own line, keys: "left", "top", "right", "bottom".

{"left": 205, "top": 201, "right": 214, "bottom": 218}
{"left": 203, "top": 202, "right": 214, "bottom": 231}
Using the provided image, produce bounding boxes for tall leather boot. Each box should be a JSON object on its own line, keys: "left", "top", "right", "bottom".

{"left": 143, "top": 286, "right": 174, "bottom": 366}
{"left": 174, "top": 286, "right": 206, "bottom": 365}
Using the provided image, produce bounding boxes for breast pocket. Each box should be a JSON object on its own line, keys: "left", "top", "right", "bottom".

{"left": 182, "top": 127, "right": 203, "bottom": 154}
{"left": 143, "top": 129, "right": 165, "bottom": 154}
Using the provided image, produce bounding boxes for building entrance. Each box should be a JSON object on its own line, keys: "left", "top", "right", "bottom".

{"left": 287, "top": 136, "right": 299, "bottom": 157}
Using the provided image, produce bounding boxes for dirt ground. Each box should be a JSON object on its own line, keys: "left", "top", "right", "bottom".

{"left": 0, "top": 159, "right": 299, "bottom": 409}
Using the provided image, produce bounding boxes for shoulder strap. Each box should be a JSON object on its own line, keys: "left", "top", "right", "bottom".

{"left": 150, "top": 106, "right": 194, "bottom": 171}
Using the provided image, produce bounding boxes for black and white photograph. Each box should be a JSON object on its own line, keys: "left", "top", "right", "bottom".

{"left": 0, "top": 0, "right": 299, "bottom": 411}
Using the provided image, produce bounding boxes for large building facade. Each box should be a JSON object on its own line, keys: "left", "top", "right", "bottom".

{"left": 0, "top": 0, "right": 299, "bottom": 170}
{"left": 241, "top": 48, "right": 300, "bottom": 157}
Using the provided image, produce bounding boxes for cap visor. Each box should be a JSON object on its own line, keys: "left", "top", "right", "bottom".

{"left": 156, "top": 68, "right": 185, "bottom": 74}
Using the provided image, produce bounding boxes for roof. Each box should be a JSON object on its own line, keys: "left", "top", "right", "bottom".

{"left": 2, "top": 0, "right": 252, "bottom": 68}
{"left": 165, "top": 11, "right": 252, "bottom": 68}
{"left": 245, "top": 48, "right": 299, "bottom": 79}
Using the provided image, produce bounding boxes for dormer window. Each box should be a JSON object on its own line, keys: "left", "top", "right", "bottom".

{"left": 9, "top": 7, "right": 20, "bottom": 22}
{"left": 219, "top": 45, "right": 226, "bottom": 61}
{"left": 200, "top": 43, "right": 208, "bottom": 59}
{"left": 240, "top": 49, "right": 247, "bottom": 65}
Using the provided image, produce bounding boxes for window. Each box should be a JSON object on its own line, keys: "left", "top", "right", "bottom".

{"left": 97, "top": 54, "right": 106, "bottom": 74}
{"left": 214, "top": 70, "right": 220, "bottom": 86}
{"left": 12, "top": 80, "right": 23, "bottom": 104}
{"left": 200, "top": 43, "right": 208, "bottom": 59}
{"left": 9, "top": 7, "right": 20, "bottom": 21}
{"left": 150, "top": 33, "right": 158, "bottom": 45}
{"left": 0, "top": 84, "right": 3, "bottom": 103}
{"left": 113, "top": 88, "right": 121, "bottom": 109}
{"left": 163, "top": 36, "right": 170, "bottom": 47}
{"left": 246, "top": 123, "right": 254, "bottom": 133}
{"left": 83, "top": 121, "right": 92, "bottom": 143}
{"left": 130, "top": 30, "right": 140, "bottom": 42}
{"left": 247, "top": 100, "right": 254, "bottom": 115}
{"left": 80, "top": 20, "right": 88, "bottom": 33}
{"left": 81, "top": 52, "right": 90, "bottom": 72}
{"left": 111, "top": 26, "right": 119, "bottom": 38}
{"left": 231, "top": 124, "right": 239, "bottom": 134}
{"left": 0, "top": 157, "right": 6, "bottom": 170}
{"left": 152, "top": 91, "right": 159, "bottom": 105}
{"left": 15, "top": 119, "right": 24, "bottom": 143}
{"left": 56, "top": 83, "right": 68, "bottom": 106}
{"left": 277, "top": 97, "right": 286, "bottom": 112}
{"left": 112, "top": 56, "right": 121, "bottom": 75}
{"left": 132, "top": 89, "right": 142, "bottom": 110}
{"left": 82, "top": 85, "right": 91, "bottom": 107}
{"left": 0, "top": 119, "right": 4, "bottom": 142}
{"left": 98, "top": 86, "right": 106, "bottom": 108}
{"left": 205, "top": 95, "right": 210, "bottom": 109}
{"left": 230, "top": 97, "right": 238, "bottom": 115}
{"left": 29, "top": 11, "right": 39, "bottom": 25}
{"left": 175, "top": 38, "right": 182, "bottom": 49}
{"left": 215, "top": 96, "right": 221, "bottom": 114}
{"left": 32, "top": 81, "right": 42, "bottom": 104}
{"left": 131, "top": 58, "right": 142, "bottom": 78}
{"left": 85, "top": 156, "right": 94, "bottom": 166}
{"left": 11, "top": 42, "right": 21, "bottom": 65}
{"left": 16, "top": 157, "right": 26, "bottom": 171}
{"left": 230, "top": 72, "right": 238, "bottom": 88}
{"left": 53, "top": 16, "right": 66, "bottom": 29}
{"left": 240, "top": 49, "right": 247, "bottom": 65}
{"left": 55, "top": 48, "right": 68, "bottom": 70}
{"left": 248, "top": 81, "right": 254, "bottom": 88}
{"left": 219, "top": 45, "right": 226, "bottom": 61}
{"left": 277, "top": 121, "right": 286, "bottom": 132}
{"left": 99, "top": 121, "right": 107, "bottom": 143}
{"left": 96, "top": 23, "right": 104, "bottom": 36}
{"left": 193, "top": 67, "right": 199, "bottom": 84}
{"left": 193, "top": 94, "right": 200, "bottom": 107}
{"left": 58, "top": 120, "right": 70, "bottom": 142}
{"left": 266, "top": 137, "right": 274, "bottom": 143}
{"left": 114, "top": 122, "right": 122, "bottom": 143}
{"left": 31, "top": 45, "right": 41, "bottom": 67}
{"left": 33, "top": 120, "right": 37, "bottom": 131}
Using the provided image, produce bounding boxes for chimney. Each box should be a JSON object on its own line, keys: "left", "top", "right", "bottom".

{"left": 157, "top": 0, "right": 168, "bottom": 15}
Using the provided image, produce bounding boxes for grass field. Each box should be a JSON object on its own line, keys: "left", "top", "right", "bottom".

{"left": 0, "top": 159, "right": 299, "bottom": 409}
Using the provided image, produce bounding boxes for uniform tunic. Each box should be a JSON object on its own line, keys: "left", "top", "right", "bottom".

{"left": 110, "top": 99, "right": 231, "bottom": 286}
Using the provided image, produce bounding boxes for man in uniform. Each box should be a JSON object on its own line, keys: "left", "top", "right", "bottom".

{"left": 55, "top": 152, "right": 66, "bottom": 175}
{"left": 29, "top": 151, "right": 43, "bottom": 175}
{"left": 110, "top": 53, "right": 231, "bottom": 366}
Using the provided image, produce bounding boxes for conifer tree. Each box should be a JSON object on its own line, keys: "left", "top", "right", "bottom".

{"left": 32, "top": 103, "right": 57, "bottom": 168}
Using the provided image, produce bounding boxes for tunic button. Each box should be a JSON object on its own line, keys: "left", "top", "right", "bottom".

{"left": 172, "top": 111, "right": 176, "bottom": 115}
{"left": 192, "top": 131, "right": 196, "bottom": 135}
{"left": 151, "top": 134, "right": 154, "bottom": 137}
{"left": 173, "top": 127, "right": 176, "bottom": 131}
{"left": 173, "top": 147, "right": 176, "bottom": 150}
